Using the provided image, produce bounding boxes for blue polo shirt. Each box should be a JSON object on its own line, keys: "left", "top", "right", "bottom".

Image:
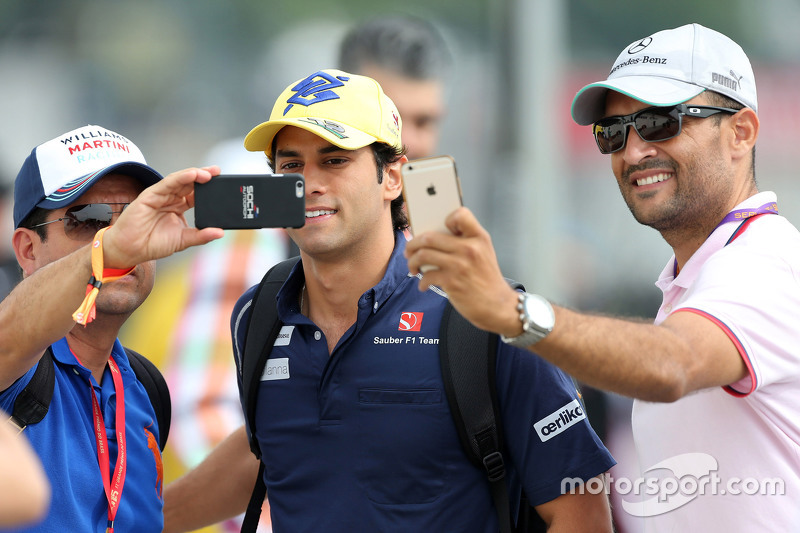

{"left": 0, "top": 337, "right": 164, "bottom": 532}
{"left": 233, "top": 234, "right": 614, "bottom": 532}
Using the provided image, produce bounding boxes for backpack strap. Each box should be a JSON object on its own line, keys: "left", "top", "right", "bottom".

{"left": 440, "top": 302, "right": 512, "bottom": 532}
{"left": 239, "top": 256, "right": 300, "bottom": 533}
{"left": 241, "top": 462, "right": 267, "bottom": 533}
{"left": 439, "top": 278, "right": 532, "bottom": 533}
{"left": 241, "top": 256, "right": 300, "bottom": 458}
{"left": 9, "top": 348, "right": 56, "bottom": 431}
{"left": 9, "top": 346, "right": 170, "bottom": 452}
{"left": 125, "top": 347, "right": 171, "bottom": 451}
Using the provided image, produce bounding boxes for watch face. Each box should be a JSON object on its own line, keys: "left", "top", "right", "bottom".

{"left": 524, "top": 294, "right": 555, "bottom": 330}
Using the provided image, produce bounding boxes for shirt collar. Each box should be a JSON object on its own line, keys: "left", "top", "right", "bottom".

{"left": 276, "top": 231, "right": 412, "bottom": 317}
{"left": 50, "top": 336, "right": 133, "bottom": 384}
{"left": 370, "top": 232, "right": 413, "bottom": 312}
{"left": 656, "top": 191, "right": 778, "bottom": 290}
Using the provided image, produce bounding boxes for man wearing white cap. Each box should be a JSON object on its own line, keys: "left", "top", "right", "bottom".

{"left": 163, "top": 69, "right": 614, "bottom": 533}
{"left": 406, "top": 23, "right": 800, "bottom": 531}
{"left": 0, "top": 125, "right": 223, "bottom": 532}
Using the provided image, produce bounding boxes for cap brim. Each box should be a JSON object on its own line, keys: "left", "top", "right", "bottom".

{"left": 571, "top": 77, "right": 705, "bottom": 125}
{"left": 244, "top": 118, "right": 378, "bottom": 158}
{"left": 36, "top": 161, "right": 163, "bottom": 210}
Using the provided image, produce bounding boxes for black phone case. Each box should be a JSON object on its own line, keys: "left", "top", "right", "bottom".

{"left": 194, "top": 174, "right": 305, "bottom": 229}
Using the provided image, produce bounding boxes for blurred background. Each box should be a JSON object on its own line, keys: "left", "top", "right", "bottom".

{"left": 2, "top": 1, "right": 798, "bottom": 531}
{"left": 3, "top": 0, "right": 800, "bottom": 311}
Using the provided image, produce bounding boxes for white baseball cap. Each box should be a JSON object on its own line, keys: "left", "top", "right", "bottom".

{"left": 14, "top": 125, "right": 162, "bottom": 227}
{"left": 571, "top": 23, "right": 757, "bottom": 125}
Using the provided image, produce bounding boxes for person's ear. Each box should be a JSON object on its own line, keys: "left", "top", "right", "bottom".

{"left": 384, "top": 155, "right": 407, "bottom": 202}
{"left": 13, "top": 228, "right": 40, "bottom": 278}
{"left": 729, "top": 107, "right": 758, "bottom": 160}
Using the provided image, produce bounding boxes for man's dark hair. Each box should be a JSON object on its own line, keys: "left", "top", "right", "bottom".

{"left": 18, "top": 207, "right": 49, "bottom": 241}
{"left": 372, "top": 142, "right": 408, "bottom": 231}
{"left": 704, "top": 90, "right": 745, "bottom": 123}
{"left": 338, "top": 15, "right": 451, "bottom": 81}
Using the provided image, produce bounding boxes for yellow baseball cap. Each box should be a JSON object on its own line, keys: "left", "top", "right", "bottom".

{"left": 244, "top": 69, "right": 402, "bottom": 158}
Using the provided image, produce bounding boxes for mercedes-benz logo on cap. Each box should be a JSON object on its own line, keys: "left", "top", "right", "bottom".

{"left": 628, "top": 37, "right": 652, "bottom": 54}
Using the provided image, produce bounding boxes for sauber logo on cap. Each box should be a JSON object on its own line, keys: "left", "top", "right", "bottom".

{"left": 534, "top": 399, "right": 586, "bottom": 442}
{"left": 398, "top": 312, "right": 423, "bottom": 332}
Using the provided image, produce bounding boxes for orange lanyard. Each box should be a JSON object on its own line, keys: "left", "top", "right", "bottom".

{"left": 89, "top": 357, "right": 127, "bottom": 533}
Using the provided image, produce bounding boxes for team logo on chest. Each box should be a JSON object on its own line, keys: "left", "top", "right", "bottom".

{"left": 398, "top": 312, "right": 424, "bottom": 332}
{"left": 374, "top": 312, "right": 437, "bottom": 345}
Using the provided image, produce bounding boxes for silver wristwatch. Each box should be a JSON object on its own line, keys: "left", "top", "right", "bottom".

{"left": 500, "top": 292, "right": 555, "bottom": 348}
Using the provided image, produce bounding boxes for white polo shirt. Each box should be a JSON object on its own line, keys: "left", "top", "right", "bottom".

{"left": 629, "top": 192, "right": 800, "bottom": 531}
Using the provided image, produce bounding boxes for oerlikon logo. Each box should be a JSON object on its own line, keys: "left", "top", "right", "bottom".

{"left": 398, "top": 312, "right": 424, "bottom": 332}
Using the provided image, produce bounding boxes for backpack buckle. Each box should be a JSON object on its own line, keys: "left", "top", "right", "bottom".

{"left": 6, "top": 414, "right": 25, "bottom": 434}
{"left": 482, "top": 451, "right": 506, "bottom": 482}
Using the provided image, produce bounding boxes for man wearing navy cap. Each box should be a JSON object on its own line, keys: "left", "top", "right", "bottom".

{"left": 406, "top": 23, "right": 800, "bottom": 531}
{"left": 0, "top": 124, "right": 223, "bottom": 532}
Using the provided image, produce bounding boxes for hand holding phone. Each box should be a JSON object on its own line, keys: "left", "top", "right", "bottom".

{"left": 194, "top": 174, "right": 305, "bottom": 229}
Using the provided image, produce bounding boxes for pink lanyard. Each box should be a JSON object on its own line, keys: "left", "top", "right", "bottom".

{"left": 88, "top": 357, "right": 127, "bottom": 533}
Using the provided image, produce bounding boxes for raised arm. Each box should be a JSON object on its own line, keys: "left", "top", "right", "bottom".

{"left": 0, "top": 167, "right": 224, "bottom": 390}
{"left": 404, "top": 207, "right": 747, "bottom": 402}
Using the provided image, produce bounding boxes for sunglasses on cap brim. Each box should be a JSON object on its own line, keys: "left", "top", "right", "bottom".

{"left": 28, "top": 203, "right": 129, "bottom": 241}
{"left": 592, "top": 103, "right": 740, "bottom": 154}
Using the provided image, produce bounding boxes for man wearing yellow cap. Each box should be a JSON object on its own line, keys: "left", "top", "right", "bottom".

{"left": 163, "top": 69, "right": 613, "bottom": 533}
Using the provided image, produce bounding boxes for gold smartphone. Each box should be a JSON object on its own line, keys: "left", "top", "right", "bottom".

{"left": 401, "top": 155, "right": 463, "bottom": 272}
{"left": 401, "top": 155, "right": 463, "bottom": 237}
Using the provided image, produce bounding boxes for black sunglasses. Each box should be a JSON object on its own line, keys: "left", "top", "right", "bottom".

{"left": 592, "top": 104, "right": 740, "bottom": 154}
{"left": 29, "top": 203, "right": 129, "bottom": 241}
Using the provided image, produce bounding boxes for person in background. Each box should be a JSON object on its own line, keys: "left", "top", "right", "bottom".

{"left": 338, "top": 14, "right": 452, "bottom": 161}
{"left": 0, "top": 124, "right": 223, "bottom": 532}
{"left": 404, "top": 23, "right": 800, "bottom": 531}
{"left": 0, "top": 408, "right": 50, "bottom": 528}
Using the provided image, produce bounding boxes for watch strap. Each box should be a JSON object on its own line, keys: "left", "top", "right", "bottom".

{"left": 500, "top": 292, "right": 554, "bottom": 348}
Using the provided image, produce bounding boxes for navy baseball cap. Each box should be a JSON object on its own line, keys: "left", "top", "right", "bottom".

{"left": 14, "top": 124, "right": 163, "bottom": 228}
